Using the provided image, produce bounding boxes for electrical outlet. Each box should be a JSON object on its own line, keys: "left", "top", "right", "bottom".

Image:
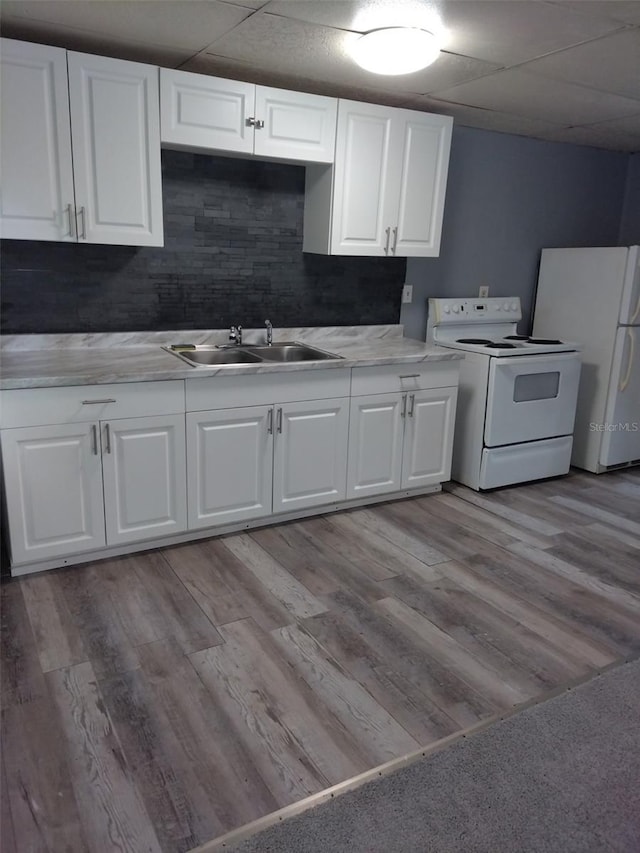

{"left": 402, "top": 284, "right": 413, "bottom": 304}
{"left": 479, "top": 286, "right": 489, "bottom": 298}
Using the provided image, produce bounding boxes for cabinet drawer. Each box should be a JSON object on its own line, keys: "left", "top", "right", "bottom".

{"left": 186, "top": 368, "right": 351, "bottom": 412}
{"left": 351, "top": 363, "right": 459, "bottom": 396}
{"left": 0, "top": 381, "right": 185, "bottom": 428}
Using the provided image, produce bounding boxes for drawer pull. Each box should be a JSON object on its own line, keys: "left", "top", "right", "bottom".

{"left": 399, "top": 374, "right": 420, "bottom": 380}
{"left": 81, "top": 398, "right": 117, "bottom": 405}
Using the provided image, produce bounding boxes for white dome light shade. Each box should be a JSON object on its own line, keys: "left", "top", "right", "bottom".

{"left": 351, "top": 28, "right": 441, "bottom": 76}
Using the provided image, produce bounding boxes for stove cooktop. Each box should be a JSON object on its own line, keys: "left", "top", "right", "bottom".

{"left": 439, "top": 336, "right": 579, "bottom": 356}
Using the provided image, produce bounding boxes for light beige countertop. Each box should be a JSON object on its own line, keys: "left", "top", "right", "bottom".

{"left": 0, "top": 326, "right": 462, "bottom": 390}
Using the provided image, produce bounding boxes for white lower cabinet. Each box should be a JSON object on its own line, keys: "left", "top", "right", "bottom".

{"left": 1, "top": 422, "right": 106, "bottom": 564}
{"left": 402, "top": 388, "right": 458, "bottom": 488}
{"left": 101, "top": 414, "right": 187, "bottom": 545}
{"left": 184, "top": 371, "right": 351, "bottom": 529}
{"left": 273, "top": 398, "right": 349, "bottom": 513}
{"left": 347, "top": 365, "right": 459, "bottom": 499}
{"left": 186, "top": 397, "right": 350, "bottom": 527}
{"left": 187, "top": 405, "right": 273, "bottom": 529}
{"left": 0, "top": 364, "right": 459, "bottom": 574}
{"left": 0, "top": 381, "right": 186, "bottom": 568}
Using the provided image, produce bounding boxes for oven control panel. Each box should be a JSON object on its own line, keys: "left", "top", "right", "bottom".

{"left": 429, "top": 297, "right": 522, "bottom": 323}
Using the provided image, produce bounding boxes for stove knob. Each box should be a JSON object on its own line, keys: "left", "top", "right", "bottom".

{"left": 443, "top": 305, "right": 450, "bottom": 314}
{"left": 452, "top": 304, "right": 460, "bottom": 314}
{"left": 511, "top": 301, "right": 518, "bottom": 311}
{"left": 495, "top": 304, "right": 502, "bottom": 311}
{"left": 503, "top": 301, "right": 510, "bottom": 311}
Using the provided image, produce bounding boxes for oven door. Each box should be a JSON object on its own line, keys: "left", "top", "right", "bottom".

{"left": 485, "top": 353, "right": 581, "bottom": 447}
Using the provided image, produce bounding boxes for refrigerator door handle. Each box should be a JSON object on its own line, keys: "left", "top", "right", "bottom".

{"left": 630, "top": 290, "right": 640, "bottom": 325}
{"left": 619, "top": 328, "right": 635, "bottom": 392}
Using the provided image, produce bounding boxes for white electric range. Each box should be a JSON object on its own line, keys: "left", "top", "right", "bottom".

{"left": 426, "top": 297, "right": 582, "bottom": 490}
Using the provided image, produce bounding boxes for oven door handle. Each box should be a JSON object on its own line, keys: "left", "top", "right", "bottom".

{"left": 619, "top": 328, "right": 635, "bottom": 392}
{"left": 487, "top": 352, "right": 581, "bottom": 371}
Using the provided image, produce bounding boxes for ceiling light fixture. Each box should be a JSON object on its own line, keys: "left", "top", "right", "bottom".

{"left": 350, "top": 27, "right": 441, "bottom": 76}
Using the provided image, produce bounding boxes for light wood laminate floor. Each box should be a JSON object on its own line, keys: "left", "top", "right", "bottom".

{"left": 2, "top": 469, "right": 639, "bottom": 853}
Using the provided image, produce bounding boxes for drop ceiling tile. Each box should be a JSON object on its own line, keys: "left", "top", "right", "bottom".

{"left": 399, "top": 94, "right": 566, "bottom": 136}
{"left": 432, "top": 68, "right": 640, "bottom": 126}
{"left": 0, "top": 1, "right": 253, "bottom": 51}
{"left": 429, "top": 0, "right": 625, "bottom": 66}
{"left": 547, "top": 1, "right": 640, "bottom": 26}
{"left": 220, "top": 0, "right": 271, "bottom": 8}
{"left": 264, "top": 0, "right": 447, "bottom": 35}
{"left": 0, "top": 17, "right": 195, "bottom": 66}
{"left": 522, "top": 28, "right": 640, "bottom": 100}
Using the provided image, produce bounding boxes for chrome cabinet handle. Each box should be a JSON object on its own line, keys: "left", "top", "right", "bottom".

{"left": 399, "top": 374, "right": 420, "bottom": 380}
{"left": 91, "top": 424, "right": 98, "bottom": 455}
{"left": 76, "top": 205, "right": 86, "bottom": 239}
{"left": 104, "top": 423, "right": 112, "bottom": 454}
{"left": 400, "top": 393, "right": 407, "bottom": 418}
{"left": 391, "top": 226, "right": 398, "bottom": 254}
{"left": 408, "top": 393, "right": 416, "bottom": 417}
{"left": 82, "top": 398, "right": 116, "bottom": 405}
{"left": 66, "top": 203, "right": 76, "bottom": 238}
{"left": 384, "top": 226, "right": 390, "bottom": 255}
{"left": 277, "top": 407, "right": 283, "bottom": 434}
{"left": 267, "top": 408, "right": 273, "bottom": 434}
{"left": 246, "top": 116, "right": 256, "bottom": 127}
{"left": 255, "top": 119, "right": 264, "bottom": 129}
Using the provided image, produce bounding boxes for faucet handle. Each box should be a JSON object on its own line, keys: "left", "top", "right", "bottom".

{"left": 265, "top": 318, "right": 273, "bottom": 345}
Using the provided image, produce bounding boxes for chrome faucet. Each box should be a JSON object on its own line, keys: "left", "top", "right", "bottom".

{"left": 265, "top": 319, "right": 273, "bottom": 346}
{"left": 229, "top": 324, "right": 242, "bottom": 345}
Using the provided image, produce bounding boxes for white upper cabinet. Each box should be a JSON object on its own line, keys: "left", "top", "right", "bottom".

{"left": 68, "top": 52, "right": 163, "bottom": 246}
{"left": 0, "top": 39, "right": 75, "bottom": 241}
{"left": 303, "top": 99, "right": 453, "bottom": 257}
{"left": 0, "top": 39, "right": 163, "bottom": 246}
{"left": 160, "top": 69, "right": 337, "bottom": 163}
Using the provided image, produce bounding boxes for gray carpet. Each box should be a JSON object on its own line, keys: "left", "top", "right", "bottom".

{"left": 226, "top": 659, "right": 640, "bottom": 853}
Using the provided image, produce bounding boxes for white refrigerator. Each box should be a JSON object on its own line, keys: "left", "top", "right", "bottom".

{"left": 533, "top": 245, "right": 640, "bottom": 473}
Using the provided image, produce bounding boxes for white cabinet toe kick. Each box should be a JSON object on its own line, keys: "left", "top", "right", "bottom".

{"left": 0, "top": 362, "right": 459, "bottom": 575}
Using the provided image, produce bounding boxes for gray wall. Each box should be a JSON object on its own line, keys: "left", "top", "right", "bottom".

{"left": 1, "top": 151, "right": 405, "bottom": 334}
{"left": 618, "top": 153, "right": 640, "bottom": 246}
{"left": 400, "top": 126, "right": 631, "bottom": 341}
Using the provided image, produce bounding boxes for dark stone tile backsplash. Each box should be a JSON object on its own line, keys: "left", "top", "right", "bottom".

{"left": 1, "top": 151, "right": 406, "bottom": 334}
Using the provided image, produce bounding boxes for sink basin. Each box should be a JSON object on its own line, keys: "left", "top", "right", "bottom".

{"left": 245, "top": 342, "right": 342, "bottom": 362}
{"left": 166, "top": 347, "right": 262, "bottom": 366}
{"left": 163, "top": 341, "right": 342, "bottom": 367}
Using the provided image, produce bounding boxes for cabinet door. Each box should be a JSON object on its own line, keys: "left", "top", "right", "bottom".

{"left": 68, "top": 52, "right": 163, "bottom": 246}
{"left": 160, "top": 68, "right": 254, "bottom": 154}
{"left": 0, "top": 423, "right": 105, "bottom": 565}
{"left": 401, "top": 387, "right": 457, "bottom": 489}
{"left": 330, "top": 100, "right": 397, "bottom": 255}
{"left": 101, "top": 414, "right": 187, "bottom": 546}
{"left": 273, "top": 398, "right": 349, "bottom": 513}
{"left": 346, "top": 393, "right": 404, "bottom": 498}
{"left": 0, "top": 39, "right": 75, "bottom": 242}
{"left": 393, "top": 111, "right": 453, "bottom": 257}
{"left": 187, "top": 406, "right": 272, "bottom": 529}
{"left": 254, "top": 86, "right": 337, "bottom": 163}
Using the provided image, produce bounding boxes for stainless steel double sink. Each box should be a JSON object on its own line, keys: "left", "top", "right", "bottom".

{"left": 164, "top": 341, "right": 343, "bottom": 367}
